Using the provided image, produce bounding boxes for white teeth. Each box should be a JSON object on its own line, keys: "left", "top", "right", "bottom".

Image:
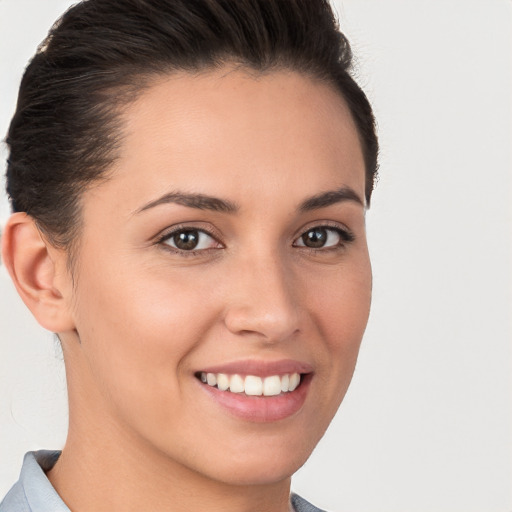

{"left": 229, "top": 374, "right": 244, "bottom": 393}
{"left": 281, "top": 374, "right": 289, "bottom": 392}
{"left": 289, "top": 372, "right": 300, "bottom": 392}
{"left": 244, "top": 375, "right": 263, "bottom": 396}
{"left": 263, "top": 375, "right": 282, "bottom": 396}
{"left": 200, "top": 371, "right": 302, "bottom": 396}
{"left": 206, "top": 373, "right": 217, "bottom": 386}
{"left": 217, "top": 373, "right": 229, "bottom": 391}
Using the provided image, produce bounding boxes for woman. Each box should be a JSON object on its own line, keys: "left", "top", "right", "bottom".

{"left": 0, "top": 0, "right": 378, "bottom": 510}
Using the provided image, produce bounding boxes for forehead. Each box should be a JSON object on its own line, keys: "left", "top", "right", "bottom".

{"left": 87, "top": 67, "right": 365, "bottom": 214}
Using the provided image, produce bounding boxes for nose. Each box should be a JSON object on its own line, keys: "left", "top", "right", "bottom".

{"left": 223, "top": 254, "right": 301, "bottom": 343}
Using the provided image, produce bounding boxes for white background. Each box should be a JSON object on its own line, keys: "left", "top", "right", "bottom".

{"left": 0, "top": 1, "right": 511, "bottom": 511}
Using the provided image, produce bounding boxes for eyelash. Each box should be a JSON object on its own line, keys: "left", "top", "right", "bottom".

{"left": 156, "top": 224, "right": 222, "bottom": 257}
{"left": 156, "top": 223, "right": 355, "bottom": 256}
{"left": 293, "top": 224, "right": 355, "bottom": 251}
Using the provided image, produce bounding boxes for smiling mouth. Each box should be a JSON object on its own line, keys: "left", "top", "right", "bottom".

{"left": 196, "top": 372, "right": 303, "bottom": 397}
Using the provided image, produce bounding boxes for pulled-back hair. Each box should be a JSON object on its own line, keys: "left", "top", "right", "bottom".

{"left": 6, "top": 0, "right": 378, "bottom": 250}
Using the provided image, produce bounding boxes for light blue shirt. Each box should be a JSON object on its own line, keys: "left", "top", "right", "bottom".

{"left": 0, "top": 452, "right": 69, "bottom": 512}
{"left": 1, "top": 451, "right": 325, "bottom": 511}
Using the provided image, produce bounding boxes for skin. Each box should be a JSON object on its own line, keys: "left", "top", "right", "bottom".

{"left": 2, "top": 67, "right": 372, "bottom": 512}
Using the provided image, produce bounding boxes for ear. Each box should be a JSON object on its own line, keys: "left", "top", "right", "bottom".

{"left": 1, "top": 212, "right": 76, "bottom": 333}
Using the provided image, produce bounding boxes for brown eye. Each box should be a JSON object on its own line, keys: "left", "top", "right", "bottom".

{"left": 301, "top": 228, "right": 328, "bottom": 248}
{"left": 162, "top": 229, "right": 219, "bottom": 252}
{"left": 173, "top": 230, "right": 200, "bottom": 250}
{"left": 294, "top": 226, "right": 353, "bottom": 249}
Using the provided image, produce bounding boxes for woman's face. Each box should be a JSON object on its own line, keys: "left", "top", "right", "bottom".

{"left": 62, "top": 68, "right": 372, "bottom": 485}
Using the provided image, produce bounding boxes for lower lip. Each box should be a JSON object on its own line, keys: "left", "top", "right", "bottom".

{"left": 198, "top": 374, "right": 312, "bottom": 423}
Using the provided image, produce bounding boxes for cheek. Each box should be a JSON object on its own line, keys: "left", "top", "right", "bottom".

{"left": 306, "top": 256, "right": 372, "bottom": 383}
{"left": 313, "top": 255, "right": 371, "bottom": 332}
{"left": 71, "top": 258, "right": 216, "bottom": 412}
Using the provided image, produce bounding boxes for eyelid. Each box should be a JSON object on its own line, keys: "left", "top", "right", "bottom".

{"left": 292, "top": 222, "right": 355, "bottom": 248}
{"left": 294, "top": 221, "right": 354, "bottom": 240}
{"left": 155, "top": 223, "right": 224, "bottom": 252}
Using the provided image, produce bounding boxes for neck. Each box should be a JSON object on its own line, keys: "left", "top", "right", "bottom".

{"left": 48, "top": 427, "right": 292, "bottom": 512}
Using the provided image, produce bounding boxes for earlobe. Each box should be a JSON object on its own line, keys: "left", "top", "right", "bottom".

{"left": 1, "top": 212, "right": 75, "bottom": 333}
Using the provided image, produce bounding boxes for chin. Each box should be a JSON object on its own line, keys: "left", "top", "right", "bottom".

{"left": 189, "top": 432, "right": 318, "bottom": 487}
{"left": 212, "top": 455, "right": 308, "bottom": 487}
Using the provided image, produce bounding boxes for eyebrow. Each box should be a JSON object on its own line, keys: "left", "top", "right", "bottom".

{"left": 135, "top": 192, "right": 239, "bottom": 214}
{"left": 299, "top": 187, "right": 364, "bottom": 211}
{"left": 134, "top": 186, "right": 364, "bottom": 216}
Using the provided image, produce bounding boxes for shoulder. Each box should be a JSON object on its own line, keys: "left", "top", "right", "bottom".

{"left": 291, "top": 492, "right": 328, "bottom": 512}
{"left": 0, "top": 451, "right": 68, "bottom": 512}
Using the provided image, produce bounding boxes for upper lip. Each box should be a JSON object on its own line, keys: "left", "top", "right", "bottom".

{"left": 198, "top": 359, "right": 313, "bottom": 377}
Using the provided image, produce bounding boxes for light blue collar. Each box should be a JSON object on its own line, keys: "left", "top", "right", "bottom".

{"left": 0, "top": 451, "right": 69, "bottom": 512}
